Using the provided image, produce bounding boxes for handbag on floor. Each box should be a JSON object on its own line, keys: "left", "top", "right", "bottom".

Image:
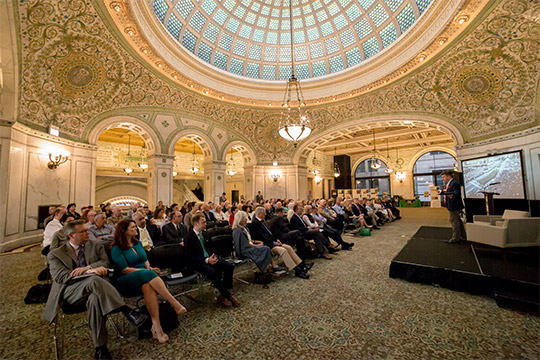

{"left": 24, "top": 283, "right": 51, "bottom": 304}
{"left": 137, "top": 300, "right": 180, "bottom": 339}
{"left": 359, "top": 228, "right": 371, "bottom": 236}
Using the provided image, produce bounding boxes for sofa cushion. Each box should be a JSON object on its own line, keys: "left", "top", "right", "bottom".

{"left": 501, "top": 210, "right": 530, "bottom": 219}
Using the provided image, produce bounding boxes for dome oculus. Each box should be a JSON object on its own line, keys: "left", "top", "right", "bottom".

{"left": 153, "top": 0, "right": 433, "bottom": 81}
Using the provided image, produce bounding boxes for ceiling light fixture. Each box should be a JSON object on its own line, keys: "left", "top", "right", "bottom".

{"left": 370, "top": 129, "right": 381, "bottom": 170}
{"left": 333, "top": 147, "right": 340, "bottom": 178}
{"left": 138, "top": 144, "right": 148, "bottom": 170}
{"left": 123, "top": 135, "right": 133, "bottom": 175}
{"left": 384, "top": 138, "right": 394, "bottom": 173}
{"left": 278, "top": 0, "right": 311, "bottom": 147}
{"left": 189, "top": 143, "right": 199, "bottom": 174}
{"left": 227, "top": 149, "right": 237, "bottom": 176}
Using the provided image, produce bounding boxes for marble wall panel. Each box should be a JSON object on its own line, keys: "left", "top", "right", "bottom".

{"left": 5, "top": 146, "right": 25, "bottom": 236}
{"left": 25, "top": 152, "right": 71, "bottom": 231}
{"left": 74, "top": 160, "right": 93, "bottom": 207}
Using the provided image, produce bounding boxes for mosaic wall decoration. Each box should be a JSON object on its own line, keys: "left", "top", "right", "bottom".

{"left": 14, "top": 0, "right": 540, "bottom": 164}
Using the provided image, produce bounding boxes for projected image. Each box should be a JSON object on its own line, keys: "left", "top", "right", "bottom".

{"left": 462, "top": 152, "right": 525, "bottom": 199}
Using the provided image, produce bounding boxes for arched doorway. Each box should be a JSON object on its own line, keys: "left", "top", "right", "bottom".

{"left": 172, "top": 138, "right": 205, "bottom": 204}
{"left": 221, "top": 141, "right": 258, "bottom": 203}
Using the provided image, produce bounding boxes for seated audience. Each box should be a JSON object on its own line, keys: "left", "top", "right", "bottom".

{"left": 382, "top": 196, "right": 401, "bottom": 220}
{"left": 161, "top": 210, "right": 187, "bottom": 244}
{"left": 184, "top": 214, "right": 240, "bottom": 307}
{"left": 43, "top": 206, "right": 56, "bottom": 228}
{"left": 127, "top": 202, "right": 139, "bottom": 219}
{"left": 232, "top": 211, "right": 282, "bottom": 273}
{"left": 133, "top": 211, "right": 162, "bottom": 250}
{"left": 213, "top": 204, "right": 227, "bottom": 221}
{"left": 184, "top": 202, "right": 202, "bottom": 229}
{"left": 88, "top": 212, "right": 115, "bottom": 242}
{"left": 303, "top": 206, "right": 344, "bottom": 250}
{"left": 318, "top": 199, "right": 344, "bottom": 233}
{"left": 107, "top": 205, "right": 125, "bottom": 226}
{"left": 49, "top": 215, "right": 75, "bottom": 251}
{"left": 43, "top": 220, "right": 146, "bottom": 360}
{"left": 229, "top": 206, "right": 238, "bottom": 226}
{"left": 150, "top": 207, "right": 166, "bottom": 228}
{"left": 110, "top": 220, "right": 186, "bottom": 344}
{"left": 82, "top": 208, "right": 96, "bottom": 227}
{"left": 66, "top": 203, "right": 81, "bottom": 220}
{"left": 268, "top": 207, "right": 315, "bottom": 260}
{"left": 43, "top": 207, "right": 67, "bottom": 255}
{"left": 202, "top": 203, "right": 216, "bottom": 222}
{"left": 250, "top": 207, "right": 311, "bottom": 279}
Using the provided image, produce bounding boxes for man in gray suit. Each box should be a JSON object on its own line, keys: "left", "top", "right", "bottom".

{"left": 43, "top": 220, "right": 145, "bottom": 359}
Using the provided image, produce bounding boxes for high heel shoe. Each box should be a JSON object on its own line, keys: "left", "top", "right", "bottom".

{"left": 173, "top": 302, "right": 187, "bottom": 315}
{"left": 151, "top": 326, "right": 169, "bottom": 344}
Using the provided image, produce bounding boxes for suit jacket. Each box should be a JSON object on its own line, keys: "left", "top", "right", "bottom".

{"left": 318, "top": 205, "right": 335, "bottom": 220}
{"left": 441, "top": 179, "right": 464, "bottom": 211}
{"left": 161, "top": 222, "right": 187, "bottom": 244}
{"left": 249, "top": 217, "right": 276, "bottom": 248}
{"left": 204, "top": 211, "right": 216, "bottom": 222}
{"left": 184, "top": 229, "right": 215, "bottom": 266}
{"left": 43, "top": 240, "right": 109, "bottom": 322}
{"left": 289, "top": 214, "right": 309, "bottom": 233}
{"left": 137, "top": 224, "right": 163, "bottom": 247}
{"left": 268, "top": 215, "right": 291, "bottom": 238}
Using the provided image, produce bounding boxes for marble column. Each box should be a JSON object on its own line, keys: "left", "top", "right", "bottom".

{"left": 204, "top": 160, "right": 227, "bottom": 204}
{"left": 243, "top": 165, "right": 254, "bottom": 201}
{"left": 147, "top": 153, "right": 174, "bottom": 208}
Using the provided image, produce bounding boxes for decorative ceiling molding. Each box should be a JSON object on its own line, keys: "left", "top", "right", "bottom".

{"left": 101, "top": 0, "right": 488, "bottom": 105}
{"left": 13, "top": 0, "right": 540, "bottom": 164}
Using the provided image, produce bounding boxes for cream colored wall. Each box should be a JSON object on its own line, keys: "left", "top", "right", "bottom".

{"left": 0, "top": 123, "right": 96, "bottom": 252}
{"left": 225, "top": 176, "right": 245, "bottom": 202}
{"left": 95, "top": 176, "right": 147, "bottom": 206}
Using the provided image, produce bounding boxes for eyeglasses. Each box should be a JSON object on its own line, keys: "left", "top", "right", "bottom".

{"left": 74, "top": 229, "right": 89, "bottom": 234}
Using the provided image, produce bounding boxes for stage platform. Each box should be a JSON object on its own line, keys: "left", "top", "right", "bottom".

{"left": 389, "top": 226, "right": 540, "bottom": 312}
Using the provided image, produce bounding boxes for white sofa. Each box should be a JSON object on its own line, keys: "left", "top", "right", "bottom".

{"left": 467, "top": 210, "right": 540, "bottom": 248}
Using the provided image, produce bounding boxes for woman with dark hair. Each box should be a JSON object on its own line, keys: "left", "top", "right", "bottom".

{"left": 110, "top": 220, "right": 186, "bottom": 344}
{"left": 66, "top": 203, "right": 81, "bottom": 220}
{"left": 150, "top": 207, "right": 166, "bottom": 228}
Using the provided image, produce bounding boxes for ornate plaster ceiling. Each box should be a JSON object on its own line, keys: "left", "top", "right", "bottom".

{"left": 13, "top": 0, "right": 540, "bottom": 164}
{"left": 107, "top": 0, "right": 487, "bottom": 103}
{"left": 151, "top": 0, "right": 433, "bottom": 81}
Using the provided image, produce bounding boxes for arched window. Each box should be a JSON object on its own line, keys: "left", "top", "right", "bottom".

{"left": 413, "top": 151, "right": 456, "bottom": 201}
{"left": 354, "top": 158, "right": 390, "bottom": 196}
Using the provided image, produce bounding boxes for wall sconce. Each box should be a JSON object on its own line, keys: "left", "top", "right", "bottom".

{"left": 314, "top": 175, "right": 322, "bottom": 184}
{"left": 269, "top": 169, "right": 281, "bottom": 182}
{"left": 396, "top": 171, "right": 406, "bottom": 183}
{"left": 47, "top": 150, "right": 71, "bottom": 169}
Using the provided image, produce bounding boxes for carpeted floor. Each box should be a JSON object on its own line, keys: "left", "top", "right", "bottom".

{"left": 1, "top": 208, "right": 539, "bottom": 359}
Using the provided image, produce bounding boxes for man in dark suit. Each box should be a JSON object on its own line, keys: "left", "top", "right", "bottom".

{"left": 290, "top": 205, "right": 353, "bottom": 252}
{"left": 162, "top": 210, "right": 187, "bottom": 244}
{"left": 352, "top": 199, "right": 379, "bottom": 229}
{"left": 439, "top": 170, "right": 467, "bottom": 243}
{"left": 250, "top": 207, "right": 312, "bottom": 277}
{"left": 202, "top": 203, "right": 216, "bottom": 222}
{"left": 184, "top": 214, "right": 240, "bottom": 307}
{"left": 381, "top": 196, "right": 401, "bottom": 220}
{"left": 43, "top": 220, "right": 146, "bottom": 360}
{"left": 133, "top": 212, "right": 163, "bottom": 249}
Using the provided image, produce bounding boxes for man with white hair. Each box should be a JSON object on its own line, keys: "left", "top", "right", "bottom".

{"left": 88, "top": 212, "right": 115, "bottom": 242}
{"left": 107, "top": 205, "right": 124, "bottom": 226}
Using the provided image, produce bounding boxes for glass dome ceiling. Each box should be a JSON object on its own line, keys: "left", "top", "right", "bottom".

{"left": 152, "top": 0, "right": 433, "bottom": 81}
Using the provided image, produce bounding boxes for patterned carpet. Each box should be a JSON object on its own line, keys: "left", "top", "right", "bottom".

{"left": 1, "top": 208, "right": 539, "bottom": 359}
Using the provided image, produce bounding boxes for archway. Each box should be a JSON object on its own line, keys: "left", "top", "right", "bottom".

{"left": 221, "top": 141, "right": 258, "bottom": 203}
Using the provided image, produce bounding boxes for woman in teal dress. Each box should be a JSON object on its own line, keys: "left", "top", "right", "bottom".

{"left": 111, "top": 219, "right": 187, "bottom": 343}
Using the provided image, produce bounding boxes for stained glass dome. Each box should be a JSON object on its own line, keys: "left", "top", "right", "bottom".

{"left": 152, "top": 0, "right": 433, "bottom": 81}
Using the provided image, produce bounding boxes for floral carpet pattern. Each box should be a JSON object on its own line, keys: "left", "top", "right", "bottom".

{"left": 1, "top": 208, "right": 538, "bottom": 359}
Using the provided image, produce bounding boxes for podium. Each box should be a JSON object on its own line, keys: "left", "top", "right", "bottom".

{"left": 481, "top": 191, "right": 499, "bottom": 215}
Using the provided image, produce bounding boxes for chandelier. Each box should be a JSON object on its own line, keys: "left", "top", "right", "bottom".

{"left": 333, "top": 147, "right": 340, "bottom": 178}
{"left": 370, "top": 129, "right": 381, "bottom": 170}
{"left": 227, "top": 149, "right": 237, "bottom": 176}
{"left": 137, "top": 144, "right": 148, "bottom": 170}
{"left": 189, "top": 143, "right": 199, "bottom": 174}
{"left": 278, "top": 0, "right": 311, "bottom": 146}
{"left": 384, "top": 139, "right": 394, "bottom": 173}
{"left": 123, "top": 135, "right": 133, "bottom": 175}
{"left": 311, "top": 151, "right": 320, "bottom": 175}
